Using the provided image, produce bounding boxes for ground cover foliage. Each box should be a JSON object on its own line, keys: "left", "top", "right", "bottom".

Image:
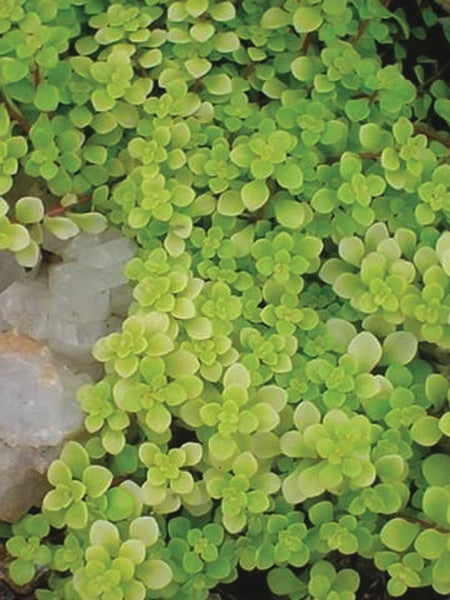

{"left": 0, "top": 0, "right": 450, "bottom": 598}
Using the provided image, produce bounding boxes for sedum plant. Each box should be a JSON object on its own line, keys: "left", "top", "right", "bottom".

{"left": 1, "top": 0, "right": 450, "bottom": 599}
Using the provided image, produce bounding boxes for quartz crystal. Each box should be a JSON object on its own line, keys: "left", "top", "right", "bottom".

{"left": 0, "top": 229, "right": 135, "bottom": 520}
{"left": 0, "top": 229, "right": 135, "bottom": 368}
{"left": 0, "top": 332, "right": 88, "bottom": 521}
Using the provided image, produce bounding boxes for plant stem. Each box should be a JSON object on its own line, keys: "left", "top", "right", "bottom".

{"left": 301, "top": 33, "right": 313, "bottom": 54}
{"left": 45, "top": 194, "right": 92, "bottom": 217}
{"left": 2, "top": 98, "right": 30, "bottom": 134}
{"left": 397, "top": 512, "right": 449, "bottom": 534}
{"left": 414, "top": 124, "right": 450, "bottom": 149}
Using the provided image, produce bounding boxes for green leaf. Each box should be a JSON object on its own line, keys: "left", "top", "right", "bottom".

{"left": 8, "top": 224, "right": 30, "bottom": 251}
{"left": 218, "top": 190, "right": 245, "bottom": 216}
{"left": 347, "top": 332, "right": 382, "bottom": 373}
{"left": 83, "top": 465, "right": 113, "bottom": 498}
{"left": 268, "top": 567, "right": 306, "bottom": 596}
{"left": 338, "top": 237, "right": 365, "bottom": 267}
{"left": 344, "top": 99, "right": 370, "bottom": 122}
{"left": 91, "top": 89, "right": 115, "bottom": 112}
{"left": 13, "top": 240, "right": 40, "bottom": 268}
{"left": 410, "top": 416, "right": 441, "bottom": 447}
{"left": 185, "top": 58, "right": 211, "bottom": 78}
{"left": 380, "top": 518, "right": 420, "bottom": 552}
{"left": 241, "top": 180, "right": 269, "bottom": 212}
{"left": 43, "top": 216, "right": 79, "bottom": 240}
{"left": 209, "top": 433, "right": 237, "bottom": 461}
{"left": 274, "top": 198, "right": 307, "bottom": 229}
{"left": 67, "top": 211, "right": 108, "bottom": 233}
{"left": 415, "top": 529, "right": 447, "bottom": 560}
{"left": 47, "top": 460, "right": 72, "bottom": 487}
{"left": 382, "top": 332, "right": 418, "bottom": 365}
{"left": 165, "top": 349, "right": 199, "bottom": 378}
{"left": 1, "top": 58, "right": 29, "bottom": 83}
{"left": 105, "top": 487, "right": 136, "bottom": 521}
{"left": 90, "top": 520, "right": 120, "bottom": 555}
{"left": 275, "top": 164, "right": 303, "bottom": 190}
{"left": 65, "top": 501, "right": 88, "bottom": 529}
{"left": 291, "top": 56, "right": 315, "bottom": 81}
{"left": 8, "top": 560, "right": 35, "bottom": 586}
{"left": 393, "top": 117, "right": 413, "bottom": 144}
{"left": 435, "top": 98, "right": 450, "bottom": 125}
{"left": 203, "top": 74, "right": 232, "bottom": 95}
{"left": 136, "top": 559, "right": 173, "bottom": 590}
{"left": 15, "top": 196, "right": 44, "bottom": 224}
{"left": 312, "top": 188, "right": 337, "bottom": 214}
{"left": 119, "top": 540, "right": 146, "bottom": 566}
{"left": 129, "top": 517, "right": 160, "bottom": 547}
{"left": 60, "top": 441, "right": 90, "bottom": 480}
{"left": 292, "top": 7, "right": 323, "bottom": 33}
{"left": 34, "top": 83, "right": 59, "bottom": 112}
{"left": 359, "top": 123, "right": 392, "bottom": 152}
{"left": 261, "top": 7, "right": 290, "bottom": 28}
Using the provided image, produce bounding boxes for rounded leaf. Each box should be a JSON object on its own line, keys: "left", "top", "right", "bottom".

{"left": 15, "top": 196, "right": 44, "bottom": 224}
{"left": 47, "top": 460, "right": 72, "bottom": 487}
{"left": 241, "top": 180, "right": 269, "bottom": 212}
{"left": 83, "top": 465, "right": 113, "bottom": 498}
{"left": 292, "top": 7, "right": 323, "bottom": 33}
{"left": 129, "top": 517, "right": 160, "bottom": 547}
{"left": 136, "top": 559, "right": 172, "bottom": 590}
{"left": 34, "top": 83, "right": 59, "bottom": 112}
{"left": 274, "top": 199, "right": 307, "bottom": 229}
{"left": 410, "top": 416, "right": 441, "bottom": 447}
{"left": 13, "top": 240, "right": 40, "bottom": 268}
{"left": 43, "top": 215, "right": 79, "bottom": 240}
{"left": 347, "top": 332, "right": 382, "bottom": 373}
{"left": 60, "top": 441, "right": 90, "bottom": 480}
{"left": 382, "top": 332, "right": 418, "bottom": 365}
{"left": 380, "top": 518, "right": 420, "bottom": 552}
{"left": 90, "top": 520, "right": 120, "bottom": 554}
{"left": 66, "top": 211, "right": 108, "bottom": 234}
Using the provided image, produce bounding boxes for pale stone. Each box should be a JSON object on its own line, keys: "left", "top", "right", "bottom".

{"left": 48, "top": 318, "right": 106, "bottom": 367}
{"left": 0, "top": 228, "right": 136, "bottom": 519}
{"left": 0, "top": 280, "right": 49, "bottom": 340}
{"left": 49, "top": 264, "right": 110, "bottom": 320}
{"left": 0, "top": 250, "right": 25, "bottom": 293}
{"left": 110, "top": 284, "right": 133, "bottom": 318}
{"left": 0, "top": 332, "right": 88, "bottom": 521}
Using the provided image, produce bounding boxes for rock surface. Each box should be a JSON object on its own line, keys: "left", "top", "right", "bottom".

{"left": 0, "top": 229, "right": 135, "bottom": 521}
{"left": 0, "top": 229, "right": 135, "bottom": 373}
{"left": 0, "top": 332, "right": 88, "bottom": 521}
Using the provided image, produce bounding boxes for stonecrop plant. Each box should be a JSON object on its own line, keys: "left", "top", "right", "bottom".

{"left": 1, "top": 0, "right": 450, "bottom": 598}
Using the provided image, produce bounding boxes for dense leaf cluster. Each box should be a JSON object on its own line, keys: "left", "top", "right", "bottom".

{"left": 1, "top": 0, "right": 450, "bottom": 599}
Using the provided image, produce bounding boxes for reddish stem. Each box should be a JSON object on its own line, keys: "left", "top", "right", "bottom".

{"left": 45, "top": 194, "right": 92, "bottom": 217}
{"left": 352, "top": 19, "right": 370, "bottom": 43}
{"left": 397, "top": 512, "right": 449, "bottom": 534}
{"left": 33, "top": 63, "right": 41, "bottom": 86}
{"left": 301, "top": 32, "right": 313, "bottom": 54}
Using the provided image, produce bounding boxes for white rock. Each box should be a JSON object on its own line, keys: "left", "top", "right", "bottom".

{"left": 0, "top": 250, "right": 25, "bottom": 293}
{"left": 110, "top": 284, "right": 133, "bottom": 318}
{"left": 48, "top": 318, "right": 106, "bottom": 365}
{"left": 0, "top": 280, "right": 49, "bottom": 341}
{"left": 60, "top": 232, "right": 104, "bottom": 262}
{"left": 49, "top": 263, "right": 111, "bottom": 320}
{"left": 0, "top": 227, "right": 136, "bottom": 519}
{"left": 76, "top": 238, "right": 135, "bottom": 289}
{"left": 0, "top": 332, "right": 88, "bottom": 521}
{"left": 0, "top": 444, "right": 57, "bottom": 522}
